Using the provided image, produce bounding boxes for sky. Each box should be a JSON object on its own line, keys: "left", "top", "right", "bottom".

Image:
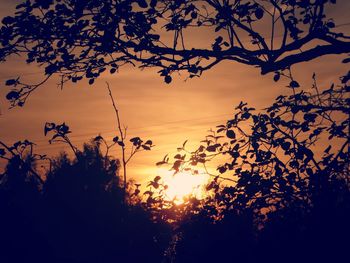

{"left": 0, "top": 0, "right": 349, "bottom": 185}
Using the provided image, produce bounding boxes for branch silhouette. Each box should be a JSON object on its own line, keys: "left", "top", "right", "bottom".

{"left": 0, "top": 0, "right": 349, "bottom": 106}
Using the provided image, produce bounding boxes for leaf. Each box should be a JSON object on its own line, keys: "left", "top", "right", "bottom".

{"left": 59, "top": 123, "right": 70, "bottom": 134}
{"left": 6, "top": 91, "right": 19, "bottom": 100}
{"left": 88, "top": 78, "right": 95, "bottom": 85}
{"left": 118, "top": 141, "right": 125, "bottom": 147}
{"left": 241, "top": 112, "right": 251, "bottom": 119}
{"left": 45, "top": 64, "right": 57, "bottom": 75}
{"left": 5, "top": 79, "right": 17, "bottom": 86}
{"left": 255, "top": 8, "right": 264, "bottom": 20}
{"left": 137, "top": 0, "right": 148, "bottom": 8}
{"left": 174, "top": 154, "right": 182, "bottom": 159}
{"left": 164, "top": 75, "right": 172, "bottom": 84}
{"left": 2, "top": 16, "right": 15, "bottom": 25}
{"left": 281, "top": 141, "right": 291, "bottom": 151}
{"left": 217, "top": 166, "right": 227, "bottom": 174}
{"left": 327, "top": 21, "right": 335, "bottom": 28}
{"left": 273, "top": 72, "right": 280, "bottom": 82}
{"left": 154, "top": 176, "right": 161, "bottom": 182}
{"left": 215, "top": 36, "right": 223, "bottom": 43}
{"left": 145, "top": 140, "right": 153, "bottom": 145}
{"left": 191, "top": 11, "right": 198, "bottom": 19}
{"left": 226, "top": 130, "right": 236, "bottom": 139}
{"left": 44, "top": 122, "right": 55, "bottom": 136}
{"left": 150, "top": 0, "right": 157, "bottom": 8}
{"left": 142, "top": 145, "right": 151, "bottom": 150}
{"left": 342, "top": 57, "right": 350, "bottom": 64}
{"left": 207, "top": 145, "right": 218, "bottom": 152}
{"left": 172, "top": 160, "right": 182, "bottom": 171}
{"left": 130, "top": 137, "right": 140, "bottom": 142}
{"left": 130, "top": 137, "right": 141, "bottom": 146}
{"left": 113, "top": 136, "right": 119, "bottom": 142}
{"left": 324, "top": 145, "right": 331, "bottom": 154}
{"left": 289, "top": 80, "right": 300, "bottom": 88}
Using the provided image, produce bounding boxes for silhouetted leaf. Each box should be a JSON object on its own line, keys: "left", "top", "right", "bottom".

{"left": 142, "top": 145, "right": 151, "bottom": 150}
{"left": 44, "top": 123, "right": 57, "bottom": 136}
{"left": 6, "top": 91, "right": 19, "bottom": 100}
{"left": 154, "top": 176, "right": 161, "bottom": 182}
{"left": 164, "top": 75, "right": 172, "bottom": 84}
{"left": 172, "top": 160, "right": 182, "bottom": 171}
{"left": 255, "top": 8, "right": 264, "bottom": 20}
{"left": 137, "top": 0, "right": 148, "bottom": 8}
{"left": 145, "top": 140, "right": 153, "bottom": 145}
{"left": 327, "top": 21, "right": 335, "bottom": 28}
{"left": 289, "top": 80, "right": 300, "bottom": 88}
{"left": 226, "top": 130, "right": 236, "bottom": 139}
{"left": 5, "top": 79, "right": 17, "bottom": 86}
{"left": 174, "top": 154, "right": 182, "bottom": 159}
{"left": 281, "top": 142, "right": 291, "bottom": 151}
{"left": 45, "top": 64, "right": 57, "bottom": 75}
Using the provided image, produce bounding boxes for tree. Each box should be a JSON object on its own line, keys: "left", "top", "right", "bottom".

{"left": 0, "top": 140, "right": 54, "bottom": 263}
{"left": 1, "top": 0, "right": 349, "bottom": 106}
{"left": 0, "top": 138, "right": 171, "bottom": 263}
{"left": 164, "top": 69, "right": 349, "bottom": 217}
{"left": 161, "top": 70, "right": 350, "bottom": 262}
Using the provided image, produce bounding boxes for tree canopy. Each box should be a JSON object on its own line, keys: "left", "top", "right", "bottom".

{"left": 1, "top": 0, "right": 349, "bottom": 106}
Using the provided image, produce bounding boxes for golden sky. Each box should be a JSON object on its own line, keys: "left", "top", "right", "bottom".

{"left": 0, "top": 0, "right": 349, "bottom": 185}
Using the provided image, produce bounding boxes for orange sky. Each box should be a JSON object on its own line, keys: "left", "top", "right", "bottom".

{"left": 0, "top": 0, "right": 349, "bottom": 185}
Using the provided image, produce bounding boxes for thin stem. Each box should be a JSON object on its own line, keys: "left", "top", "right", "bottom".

{"left": 106, "top": 82, "right": 127, "bottom": 201}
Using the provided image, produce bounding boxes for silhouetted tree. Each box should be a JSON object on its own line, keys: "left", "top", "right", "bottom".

{"left": 42, "top": 141, "right": 170, "bottom": 263}
{"left": 0, "top": 0, "right": 349, "bottom": 106}
{"left": 160, "top": 70, "right": 349, "bottom": 262}
{"left": 0, "top": 138, "right": 171, "bottom": 263}
{"left": 0, "top": 141, "right": 52, "bottom": 263}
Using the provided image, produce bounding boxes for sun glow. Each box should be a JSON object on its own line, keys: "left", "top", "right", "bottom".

{"left": 158, "top": 169, "right": 210, "bottom": 204}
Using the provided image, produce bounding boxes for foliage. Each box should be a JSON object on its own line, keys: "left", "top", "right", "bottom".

{"left": 44, "top": 85, "right": 154, "bottom": 201}
{"left": 1, "top": 69, "right": 349, "bottom": 261}
{"left": 157, "top": 71, "right": 350, "bottom": 261}
{"left": 1, "top": 0, "right": 349, "bottom": 106}
{"left": 162, "top": 70, "right": 349, "bottom": 217}
{"left": 0, "top": 138, "right": 171, "bottom": 263}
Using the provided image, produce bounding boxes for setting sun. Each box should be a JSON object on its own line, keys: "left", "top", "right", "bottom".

{"left": 157, "top": 169, "right": 210, "bottom": 204}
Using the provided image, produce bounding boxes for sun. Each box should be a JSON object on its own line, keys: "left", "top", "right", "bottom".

{"left": 158, "top": 168, "right": 210, "bottom": 204}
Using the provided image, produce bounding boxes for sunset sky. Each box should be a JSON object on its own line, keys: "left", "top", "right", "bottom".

{"left": 0, "top": 0, "right": 349, "bottom": 186}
